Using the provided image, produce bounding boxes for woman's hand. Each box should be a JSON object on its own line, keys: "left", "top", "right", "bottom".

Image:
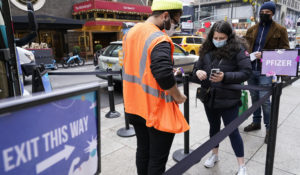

{"left": 173, "top": 68, "right": 182, "bottom": 76}
{"left": 255, "top": 51, "right": 262, "bottom": 59}
{"left": 196, "top": 70, "right": 207, "bottom": 81}
{"left": 210, "top": 72, "right": 224, "bottom": 83}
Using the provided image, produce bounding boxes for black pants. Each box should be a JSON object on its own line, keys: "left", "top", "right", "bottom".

{"left": 204, "top": 105, "right": 244, "bottom": 157}
{"left": 127, "top": 113, "right": 175, "bottom": 175}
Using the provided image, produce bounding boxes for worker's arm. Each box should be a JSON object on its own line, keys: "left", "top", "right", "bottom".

{"left": 165, "top": 84, "right": 186, "bottom": 104}
{"left": 150, "top": 41, "right": 186, "bottom": 104}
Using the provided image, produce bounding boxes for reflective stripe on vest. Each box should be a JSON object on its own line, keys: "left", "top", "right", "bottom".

{"left": 122, "top": 31, "right": 174, "bottom": 103}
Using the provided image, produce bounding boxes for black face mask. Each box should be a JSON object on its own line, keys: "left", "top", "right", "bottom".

{"left": 260, "top": 13, "right": 272, "bottom": 23}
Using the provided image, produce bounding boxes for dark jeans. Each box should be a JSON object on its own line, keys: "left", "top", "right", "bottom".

{"left": 127, "top": 113, "right": 175, "bottom": 175}
{"left": 247, "top": 70, "right": 272, "bottom": 129}
{"left": 204, "top": 105, "right": 244, "bottom": 157}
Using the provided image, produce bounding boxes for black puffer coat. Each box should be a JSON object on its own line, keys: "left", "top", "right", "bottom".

{"left": 193, "top": 47, "right": 252, "bottom": 109}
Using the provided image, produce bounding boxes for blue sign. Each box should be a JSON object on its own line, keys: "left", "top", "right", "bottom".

{"left": 0, "top": 92, "right": 99, "bottom": 175}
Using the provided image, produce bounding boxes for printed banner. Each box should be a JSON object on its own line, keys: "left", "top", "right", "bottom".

{"left": 262, "top": 50, "right": 299, "bottom": 76}
{"left": 0, "top": 92, "right": 99, "bottom": 175}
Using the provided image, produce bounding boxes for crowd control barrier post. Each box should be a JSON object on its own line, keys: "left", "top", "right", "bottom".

{"left": 105, "top": 74, "right": 120, "bottom": 118}
{"left": 117, "top": 113, "right": 135, "bottom": 137}
{"left": 265, "top": 82, "right": 283, "bottom": 175}
{"left": 173, "top": 74, "right": 193, "bottom": 162}
{"left": 117, "top": 69, "right": 135, "bottom": 137}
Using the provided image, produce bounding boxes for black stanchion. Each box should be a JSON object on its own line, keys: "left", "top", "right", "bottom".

{"left": 117, "top": 113, "right": 135, "bottom": 137}
{"left": 105, "top": 74, "right": 120, "bottom": 118}
{"left": 117, "top": 69, "right": 135, "bottom": 137}
{"left": 265, "top": 82, "right": 283, "bottom": 175}
{"left": 173, "top": 74, "right": 194, "bottom": 162}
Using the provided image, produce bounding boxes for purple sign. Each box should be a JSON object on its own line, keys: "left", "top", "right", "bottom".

{"left": 262, "top": 50, "right": 299, "bottom": 76}
{"left": 0, "top": 92, "right": 99, "bottom": 175}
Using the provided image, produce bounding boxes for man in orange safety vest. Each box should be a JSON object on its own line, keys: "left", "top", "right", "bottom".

{"left": 122, "top": 0, "right": 190, "bottom": 174}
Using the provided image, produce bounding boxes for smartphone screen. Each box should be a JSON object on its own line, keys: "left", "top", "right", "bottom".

{"left": 210, "top": 68, "right": 220, "bottom": 76}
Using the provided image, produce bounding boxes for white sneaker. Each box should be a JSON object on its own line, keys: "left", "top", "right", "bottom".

{"left": 204, "top": 154, "right": 219, "bottom": 168}
{"left": 237, "top": 165, "right": 247, "bottom": 175}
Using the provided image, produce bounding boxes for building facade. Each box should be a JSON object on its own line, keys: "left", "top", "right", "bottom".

{"left": 186, "top": 0, "right": 300, "bottom": 36}
{"left": 9, "top": 0, "right": 150, "bottom": 59}
{"left": 10, "top": 0, "right": 85, "bottom": 59}
{"left": 72, "top": 0, "right": 151, "bottom": 56}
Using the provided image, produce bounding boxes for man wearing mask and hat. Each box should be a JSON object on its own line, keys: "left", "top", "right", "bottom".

{"left": 244, "top": 1, "right": 289, "bottom": 143}
{"left": 122, "top": 0, "right": 189, "bottom": 174}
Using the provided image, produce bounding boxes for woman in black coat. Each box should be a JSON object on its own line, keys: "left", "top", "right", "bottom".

{"left": 193, "top": 21, "right": 252, "bottom": 175}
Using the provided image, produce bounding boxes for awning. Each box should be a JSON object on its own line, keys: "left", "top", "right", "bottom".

{"left": 12, "top": 15, "right": 85, "bottom": 30}
{"left": 85, "top": 20, "right": 124, "bottom": 27}
{"left": 73, "top": 0, "right": 151, "bottom": 14}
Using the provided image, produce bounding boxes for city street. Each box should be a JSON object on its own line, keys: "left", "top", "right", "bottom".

{"left": 24, "top": 62, "right": 124, "bottom": 109}
{"left": 2, "top": 0, "right": 300, "bottom": 174}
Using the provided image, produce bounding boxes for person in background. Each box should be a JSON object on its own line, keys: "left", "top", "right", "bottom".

{"left": 244, "top": 1, "right": 289, "bottom": 143}
{"left": 194, "top": 20, "right": 252, "bottom": 175}
{"left": 122, "top": 0, "right": 189, "bottom": 174}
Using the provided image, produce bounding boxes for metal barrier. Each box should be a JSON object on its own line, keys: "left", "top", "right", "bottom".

{"left": 105, "top": 74, "right": 120, "bottom": 118}
{"left": 46, "top": 64, "right": 299, "bottom": 174}
{"left": 164, "top": 76, "right": 299, "bottom": 175}
{"left": 117, "top": 69, "right": 135, "bottom": 137}
{"left": 173, "top": 74, "right": 194, "bottom": 161}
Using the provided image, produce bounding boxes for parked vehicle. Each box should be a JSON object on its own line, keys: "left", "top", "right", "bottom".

{"left": 287, "top": 29, "right": 296, "bottom": 49}
{"left": 171, "top": 35, "right": 204, "bottom": 55}
{"left": 17, "top": 47, "right": 35, "bottom": 84}
{"left": 62, "top": 53, "right": 85, "bottom": 68}
{"left": 96, "top": 41, "right": 198, "bottom": 81}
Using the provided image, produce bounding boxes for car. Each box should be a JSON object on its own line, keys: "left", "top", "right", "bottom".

{"left": 96, "top": 41, "right": 199, "bottom": 82}
{"left": 17, "top": 47, "right": 36, "bottom": 83}
{"left": 171, "top": 35, "right": 205, "bottom": 55}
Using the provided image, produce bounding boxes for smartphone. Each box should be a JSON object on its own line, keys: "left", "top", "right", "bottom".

{"left": 210, "top": 68, "right": 220, "bottom": 76}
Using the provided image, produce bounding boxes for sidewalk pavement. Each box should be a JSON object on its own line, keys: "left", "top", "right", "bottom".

{"left": 99, "top": 79, "right": 300, "bottom": 175}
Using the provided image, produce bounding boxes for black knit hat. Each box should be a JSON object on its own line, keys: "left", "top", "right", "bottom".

{"left": 260, "top": 1, "right": 276, "bottom": 14}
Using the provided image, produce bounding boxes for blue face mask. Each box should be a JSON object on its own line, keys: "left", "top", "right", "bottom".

{"left": 213, "top": 39, "right": 227, "bottom": 48}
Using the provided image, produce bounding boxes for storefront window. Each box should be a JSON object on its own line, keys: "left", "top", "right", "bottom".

{"left": 88, "top": 12, "right": 94, "bottom": 20}
{"left": 97, "top": 13, "right": 104, "bottom": 18}
{"left": 82, "top": 14, "right": 87, "bottom": 20}
{"left": 107, "top": 13, "right": 114, "bottom": 19}
{"left": 116, "top": 14, "right": 140, "bottom": 20}
{"left": 40, "top": 32, "right": 52, "bottom": 47}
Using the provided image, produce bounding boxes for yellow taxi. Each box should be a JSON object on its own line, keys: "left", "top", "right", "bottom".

{"left": 171, "top": 35, "right": 204, "bottom": 56}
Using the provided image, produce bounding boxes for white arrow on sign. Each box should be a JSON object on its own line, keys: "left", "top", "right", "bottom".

{"left": 36, "top": 145, "right": 75, "bottom": 174}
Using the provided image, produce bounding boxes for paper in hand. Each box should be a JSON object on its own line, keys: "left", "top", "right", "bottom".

{"left": 250, "top": 52, "right": 257, "bottom": 61}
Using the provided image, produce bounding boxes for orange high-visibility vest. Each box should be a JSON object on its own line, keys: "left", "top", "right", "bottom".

{"left": 122, "top": 22, "right": 189, "bottom": 133}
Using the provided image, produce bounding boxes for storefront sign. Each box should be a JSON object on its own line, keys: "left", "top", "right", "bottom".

{"left": 0, "top": 90, "right": 100, "bottom": 175}
{"left": 73, "top": 0, "right": 151, "bottom": 14}
{"left": 262, "top": 50, "right": 299, "bottom": 76}
{"left": 10, "top": 0, "right": 46, "bottom": 11}
{"left": 123, "top": 6, "right": 135, "bottom": 10}
{"left": 74, "top": 3, "right": 92, "bottom": 11}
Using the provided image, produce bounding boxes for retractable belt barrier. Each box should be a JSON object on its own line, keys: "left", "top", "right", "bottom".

{"left": 47, "top": 64, "right": 298, "bottom": 175}
{"left": 165, "top": 75, "right": 299, "bottom": 175}
{"left": 166, "top": 92, "right": 272, "bottom": 174}
{"left": 47, "top": 62, "right": 197, "bottom": 76}
{"left": 48, "top": 70, "right": 121, "bottom": 76}
{"left": 165, "top": 83, "right": 273, "bottom": 175}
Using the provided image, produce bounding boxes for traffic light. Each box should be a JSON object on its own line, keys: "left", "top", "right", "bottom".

{"left": 225, "top": 16, "right": 227, "bottom": 21}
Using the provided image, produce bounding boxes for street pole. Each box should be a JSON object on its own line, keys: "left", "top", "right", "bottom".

{"left": 198, "top": 0, "right": 201, "bottom": 21}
